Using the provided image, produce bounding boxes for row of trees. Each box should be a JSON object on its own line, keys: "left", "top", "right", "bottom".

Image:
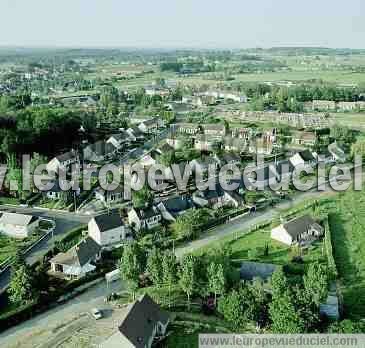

{"left": 218, "top": 263, "right": 329, "bottom": 332}
{"left": 119, "top": 243, "right": 238, "bottom": 307}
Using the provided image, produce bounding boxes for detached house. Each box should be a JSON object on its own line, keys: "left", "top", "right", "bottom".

{"left": 170, "top": 123, "right": 200, "bottom": 135}
{"left": 46, "top": 150, "right": 79, "bottom": 174}
{"left": 224, "top": 136, "right": 248, "bottom": 153}
{"left": 202, "top": 123, "right": 226, "bottom": 137}
{"left": 128, "top": 206, "right": 162, "bottom": 231}
{"left": 101, "top": 294, "right": 170, "bottom": 348}
{"left": 271, "top": 215, "right": 323, "bottom": 246}
{"left": 138, "top": 118, "right": 161, "bottom": 134}
{"left": 194, "top": 135, "right": 221, "bottom": 152}
{"left": 289, "top": 150, "right": 316, "bottom": 168}
{"left": 291, "top": 131, "right": 317, "bottom": 147}
{"left": 83, "top": 141, "right": 118, "bottom": 163}
{"left": 107, "top": 130, "right": 135, "bottom": 149}
{"left": 88, "top": 212, "right": 127, "bottom": 249}
{"left": 0, "top": 212, "right": 39, "bottom": 239}
{"left": 193, "top": 183, "right": 243, "bottom": 209}
{"left": 157, "top": 196, "right": 195, "bottom": 222}
{"left": 95, "top": 186, "right": 124, "bottom": 204}
{"left": 50, "top": 237, "right": 101, "bottom": 279}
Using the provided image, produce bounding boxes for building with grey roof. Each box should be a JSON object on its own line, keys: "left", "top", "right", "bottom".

{"left": 100, "top": 294, "right": 169, "bottom": 348}
{"left": 271, "top": 215, "right": 323, "bottom": 246}
{"left": 50, "top": 236, "right": 101, "bottom": 279}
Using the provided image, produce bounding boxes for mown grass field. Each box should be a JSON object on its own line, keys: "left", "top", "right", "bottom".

{"left": 327, "top": 189, "right": 365, "bottom": 319}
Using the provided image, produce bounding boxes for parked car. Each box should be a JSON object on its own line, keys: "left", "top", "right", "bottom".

{"left": 91, "top": 308, "right": 103, "bottom": 320}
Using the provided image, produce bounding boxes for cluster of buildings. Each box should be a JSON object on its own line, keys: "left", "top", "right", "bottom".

{"left": 311, "top": 100, "right": 365, "bottom": 112}
{"left": 238, "top": 111, "right": 329, "bottom": 129}
{"left": 167, "top": 123, "right": 278, "bottom": 155}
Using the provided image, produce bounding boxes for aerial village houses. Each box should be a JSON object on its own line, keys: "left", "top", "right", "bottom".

{"left": 271, "top": 215, "right": 323, "bottom": 246}
{"left": 0, "top": 212, "right": 39, "bottom": 239}
{"left": 50, "top": 237, "right": 101, "bottom": 279}
{"left": 138, "top": 117, "right": 162, "bottom": 134}
{"left": 88, "top": 212, "right": 127, "bottom": 249}
{"left": 101, "top": 294, "right": 170, "bottom": 348}
{"left": 157, "top": 196, "right": 195, "bottom": 222}
{"left": 83, "top": 141, "right": 118, "bottom": 163}
{"left": 291, "top": 131, "right": 317, "bottom": 147}
{"left": 128, "top": 206, "right": 162, "bottom": 231}
{"left": 46, "top": 150, "right": 79, "bottom": 174}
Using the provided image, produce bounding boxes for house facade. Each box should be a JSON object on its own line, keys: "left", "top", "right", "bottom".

{"left": 88, "top": 212, "right": 127, "bottom": 248}
{"left": 0, "top": 212, "right": 39, "bottom": 239}
{"left": 46, "top": 150, "right": 79, "bottom": 174}
{"left": 128, "top": 206, "right": 162, "bottom": 231}
{"left": 50, "top": 237, "right": 101, "bottom": 279}
{"left": 100, "top": 294, "right": 169, "bottom": 348}
{"left": 271, "top": 215, "right": 323, "bottom": 246}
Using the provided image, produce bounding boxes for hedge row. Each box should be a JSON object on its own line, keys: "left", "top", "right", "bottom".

{"left": 324, "top": 214, "right": 338, "bottom": 279}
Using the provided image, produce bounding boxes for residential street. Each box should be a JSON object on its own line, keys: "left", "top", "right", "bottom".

{"left": 0, "top": 279, "right": 123, "bottom": 348}
{"left": 0, "top": 206, "right": 92, "bottom": 293}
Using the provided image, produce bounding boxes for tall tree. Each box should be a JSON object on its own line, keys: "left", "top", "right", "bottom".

{"left": 207, "top": 262, "right": 225, "bottom": 305}
{"left": 303, "top": 262, "right": 328, "bottom": 306}
{"left": 269, "top": 290, "right": 305, "bottom": 333}
{"left": 178, "top": 254, "right": 196, "bottom": 310}
{"left": 146, "top": 247, "right": 163, "bottom": 287}
{"left": 162, "top": 250, "right": 178, "bottom": 308}
{"left": 8, "top": 265, "right": 37, "bottom": 305}
{"left": 119, "top": 243, "right": 145, "bottom": 300}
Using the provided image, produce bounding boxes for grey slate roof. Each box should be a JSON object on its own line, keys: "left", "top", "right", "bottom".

{"left": 93, "top": 212, "right": 124, "bottom": 232}
{"left": 162, "top": 196, "right": 195, "bottom": 217}
{"left": 134, "top": 206, "right": 161, "bottom": 220}
{"left": 50, "top": 236, "right": 101, "bottom": 267}
{"left": 283, "top": 215, "right": 321, "bottom": 239}
{"left": 118, "top": 294, "right": 169, "bottom": 348}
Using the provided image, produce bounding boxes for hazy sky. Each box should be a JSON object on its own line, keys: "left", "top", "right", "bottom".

{"left": 0, "top": 0, "right": 364, "bottom": 48}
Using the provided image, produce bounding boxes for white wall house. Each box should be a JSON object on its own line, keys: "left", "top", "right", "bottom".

{"left": 50, "top": 237, "right": 101, "bottom": 279}
{"left": 128, "top": 206, "right": 162, "bottom": 231}
{"left": 0, "top": 212, "right": 39, "bottom": 239}
{"left": 88, "top": 212, "right": 126, "bottom": 249}
{"left": 46, "top": 150, "right": 78, "bottom": 174}
{"left": 271, "top": 215, "right": 323, "bottom": 246}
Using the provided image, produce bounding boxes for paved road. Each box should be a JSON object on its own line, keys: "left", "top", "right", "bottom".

{"left": 0, "top": 165, "right": 360, "bottom": 346}
{"left": 0, "top": 279, "right": 123, "bottom": 348}
{"left": 0, "top": 205, "right": 93, "bottom": 292}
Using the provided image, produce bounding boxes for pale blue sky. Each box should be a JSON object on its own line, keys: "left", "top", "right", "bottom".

{"left": 0, "top": 0, "right": 364, "bottom": 48}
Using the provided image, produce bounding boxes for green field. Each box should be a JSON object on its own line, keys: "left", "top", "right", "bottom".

{"left": 330, "top": 112, "right": 365, "bottom": 130}
{"left": 327, "top": 190, "right": 365, "bottom": 319}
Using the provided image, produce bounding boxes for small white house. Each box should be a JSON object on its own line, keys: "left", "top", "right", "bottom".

{"left": 50, "top": 237, "right": 101, "bottom": 279}
{"left": 289, "top": 150, "right": 316, "bottom": 168}
{"left": 88, "top": 212, "right": 127, "bottom": 249}
{"left": 46, "top": 150, "right": 79, "bottom": 174}
{"left": 0, "top": 212, "right": 39, "bottom": 239}
{"left": 271, "top": 215, "right": 323, "bottom": 246}
{"left": 128, "top": 206, "right": 162, "bottom": 231}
